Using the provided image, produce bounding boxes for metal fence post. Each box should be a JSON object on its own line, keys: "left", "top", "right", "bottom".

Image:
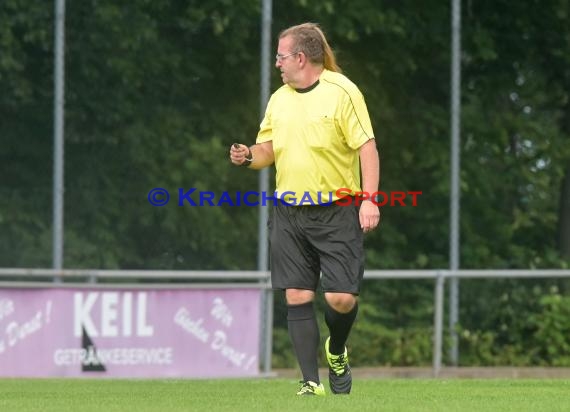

{"left": 433, "top": 270, "right": 445, "bottom": 377}
{"left": 258, "top": 0, "right": 273, "bottom": 376}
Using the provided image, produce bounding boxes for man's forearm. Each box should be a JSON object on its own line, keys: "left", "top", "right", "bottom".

{"left": 248, "top": 142, "right": 275, "bottom": 169}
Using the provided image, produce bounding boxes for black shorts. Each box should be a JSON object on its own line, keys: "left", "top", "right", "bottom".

{"left": 268, "top": 202, "right": 365, "bottom": 294}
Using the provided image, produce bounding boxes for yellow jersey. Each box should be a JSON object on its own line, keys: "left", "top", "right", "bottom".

{"left": 256, "top": 69, "right": 375, "bottom": 205}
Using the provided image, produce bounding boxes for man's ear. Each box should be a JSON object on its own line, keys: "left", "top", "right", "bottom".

{"left": 298, "top": 52, "right": 306, "bottom": 68}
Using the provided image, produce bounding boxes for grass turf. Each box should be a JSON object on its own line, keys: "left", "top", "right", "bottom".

{"left": 1, "top": 378, "right": 569, "bottom": 411}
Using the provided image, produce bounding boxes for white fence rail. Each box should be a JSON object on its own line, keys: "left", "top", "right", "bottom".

{"left": 2, "top": 268, "right": 570, "bottom": 376}
{"left": 365, "top": 269, "right": 570, "bottom": 376}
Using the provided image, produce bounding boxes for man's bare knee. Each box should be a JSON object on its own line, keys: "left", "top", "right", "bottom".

{"left": 286, "top": 289, "right": 315, "bottom": 305}
{"left": 324, "top": 292, "right": 357, "bottom": 313}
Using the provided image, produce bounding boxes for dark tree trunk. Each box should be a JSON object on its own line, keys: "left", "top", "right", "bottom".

{"left": 559, "top": 163, "right": 570, "bottom": 258}
{"left": 559, "top": 101, "right": 570, "bottom": 258}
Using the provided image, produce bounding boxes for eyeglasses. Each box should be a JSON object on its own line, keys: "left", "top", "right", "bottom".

{"left": 275, "top": 51, "right": 299, "bottom": 62}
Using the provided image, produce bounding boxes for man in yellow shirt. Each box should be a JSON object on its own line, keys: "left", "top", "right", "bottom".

{"left": 230, "top": 22, "right": 380, "bottom": 396}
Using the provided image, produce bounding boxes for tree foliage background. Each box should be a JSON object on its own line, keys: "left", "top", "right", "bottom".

{"left": 1, "top": 0, "right": 569, "bottom": 366}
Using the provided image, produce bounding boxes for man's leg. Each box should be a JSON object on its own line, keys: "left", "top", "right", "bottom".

{"left": 324, "top": 292, "right": 358, "bottom": 354}
{"left": 286, "top": 289, "right": 321, "bottom": 386}
{"left": 269, "top": 205, "right": 324, "bottom": 394}
{"left": 324, "top": 292, "right": 358, "bottom": 394}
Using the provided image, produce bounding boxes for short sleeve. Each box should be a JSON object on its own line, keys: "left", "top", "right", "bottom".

{"left": 340, "top": 89, "right": 375, "bottom": 150}
{"left": 256, "top": 96, "right": 274, "bottom": 144}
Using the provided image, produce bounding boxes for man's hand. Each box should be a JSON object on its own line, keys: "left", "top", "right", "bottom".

{"left": 359, "top": 200, "right": 381, "bottom": 233}
{"left": 229, "top": 143, "right": 250, "bottom": 166}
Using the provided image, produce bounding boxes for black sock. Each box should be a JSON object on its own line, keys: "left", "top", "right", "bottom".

{"left": 287, "top": 301, "right": 320, "bottom": 384}
{"left": 325, "top": 302, "right": 358, "bottom": 355}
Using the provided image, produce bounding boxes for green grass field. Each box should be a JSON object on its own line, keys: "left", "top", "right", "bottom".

{"left": 1, "top": 378, "right": 569, "bottom": 412}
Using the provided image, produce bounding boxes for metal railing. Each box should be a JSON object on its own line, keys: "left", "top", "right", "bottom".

{"left": 2, "top": 268, "right": 570, "bottom": 376}
{"left": 365, "top": 269, "right": 570, "bottom": 376}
